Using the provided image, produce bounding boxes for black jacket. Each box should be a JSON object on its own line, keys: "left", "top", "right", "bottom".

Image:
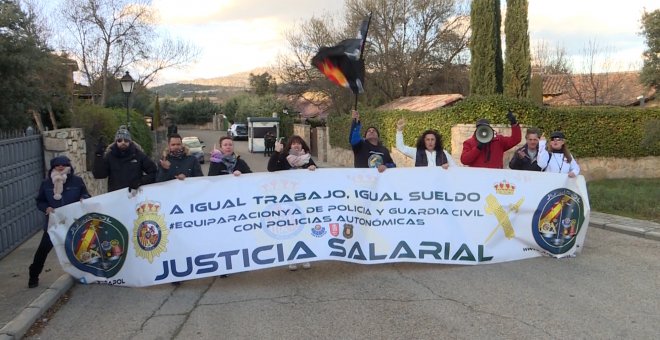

{"left": 509, "top": 145, "right": 545, "bottom": 171}
{"left": 208, "top": 155, "right": 252, "bottom": 176}
{"left": 267, "top": 151, "right": 317, "bottom": 171}
{"left": 36, "top": 168, "right": 90, "bottom": 230}
{"left": 156, "top": 151, "right": 203, "bottom": 182}
{"left": 93, "top": 143, "right": 157, "bottom": 192}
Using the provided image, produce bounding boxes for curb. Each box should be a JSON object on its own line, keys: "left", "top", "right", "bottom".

{"left": 0, "top": 274, "right": 73, "bottom": 340}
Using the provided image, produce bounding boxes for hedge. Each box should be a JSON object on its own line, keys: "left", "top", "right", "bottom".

{"left": 327, "top": 95, "right": 660, "bottom": 158}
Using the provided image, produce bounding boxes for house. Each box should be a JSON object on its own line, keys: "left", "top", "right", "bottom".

{"left": 542, "top": 72, "right": 656, "bottom": 107}
{"left": 376, "top": 94, "right": 464, "bottom": 111}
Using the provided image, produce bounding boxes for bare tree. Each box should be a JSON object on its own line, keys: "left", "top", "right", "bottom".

{"left": 531, "top": 40, "right": 570, "bottom": 75}
{"left": 57, "top": 0, "right": 199, "bottom": 105}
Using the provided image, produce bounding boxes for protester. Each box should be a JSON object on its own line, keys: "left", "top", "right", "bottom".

{"left": 395, "top": 118, "right": 456, "bottom": 169}
{"left": 208, "top": 136, "right": 252, "bottom": 176}
{"left": 28, "top": 156, "right": 90, "bottom": 288}
{"left": 267, "top": 135, "right": 315, "bottom": 270}
{"left": 349, "top": 110, "right": 396, "bottom": 172}
{"left": 156, "top": 133, "right": 204, "bottom": 182}
{"left": 264, "top": 130, "right": 276, "bottom": 157}
{"left": 93, "top": 126, "right": 157, "bottom": 192}
{"left": 509, "top": 127, "right": 546, "bottom": 171}
{"left": 460, "top": 112, "right": 521, "bottom": 169}
{"left": 537, "top": 131, "right": 580, "bottom": 177}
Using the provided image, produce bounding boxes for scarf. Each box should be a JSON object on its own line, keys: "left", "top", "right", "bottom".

{"left": 51, "top": 167, "right": 71, "bottom": 200}
{"left": 286, "top": 149, "right": 311, "bottom": 168}
{"left": 221, "top": 154, "right": 237, "bottom": 173}
{"left": 169, "top": 149, "right": 185, "bottom": 158}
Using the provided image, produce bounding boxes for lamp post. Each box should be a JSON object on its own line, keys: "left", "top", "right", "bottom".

{"left": 120, "top": 71, "right": 135, "bottom": 130}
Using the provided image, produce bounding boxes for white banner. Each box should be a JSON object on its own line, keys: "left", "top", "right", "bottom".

{"left": 48, "top": 167, "right": 590, "bottom": 287}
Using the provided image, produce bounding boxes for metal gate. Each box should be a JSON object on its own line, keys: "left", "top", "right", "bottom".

{"left": 0, "top": 132, "right": 45, "bottom": 259}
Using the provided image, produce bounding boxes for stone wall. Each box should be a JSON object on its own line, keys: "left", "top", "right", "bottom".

{"left": 42, "top": 128, "right": 107, "bottom": 196}
{"left": 319, "top": 123, "right": 659, "bottom": 180}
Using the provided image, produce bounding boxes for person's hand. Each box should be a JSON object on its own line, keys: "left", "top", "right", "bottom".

{"left": 377, "top": 164, "right": 387, "bottom": 173}
{"left": 477, "top": 142, "right": 486, "bottom": 150}
{"left": 95, "top": 137, "right": 106, "bottom": 156}
{"left": 351, "top": 110, "right": 359, "bottom": 121}
{"left": 233, "top": 170, "right": 242, "bottom": 176}
{"left": 568, "top": 171, "right": 576, "bottom": 178}
{"left": 396, "top": 118, "right": 406, "bottom": 131}
{"left": 441, "top": 163, "right": 449, "bottom": 169}
{"left": 506, "top": 111, "right": 518, "bottom": 125}
{"left": 308, "top": 165, "right": 316, "bottom": 171}
{"left": 516, "top": 149, "right": 526, "bottom": 159}
{"left": 129, "top": 179, "right": 141, "bottom": 190}
{"left": 274, "top": 141, "right": 283, "bottom": 153}
{"left": 159, "top": 159, "right": 171, "bottom": 170}
{"left": 176, "top": 174, "right": 186, "bottom": 180}
{"left": 45, "top": 207, "right": 54, "bottom": 215}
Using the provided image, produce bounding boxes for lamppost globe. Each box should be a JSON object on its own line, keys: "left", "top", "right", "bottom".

{"left": 120, "top": 71, "right": 135, "bottom": 130}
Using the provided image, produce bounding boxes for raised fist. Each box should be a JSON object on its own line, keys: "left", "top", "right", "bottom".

{"left": 396, "top": 118, "right": 406, "bottom": 131}
{"left": 506, "top": 111, "right": 518, "bottom": 125}
{"left": 351, "top": 110, "right": 359, "bottom": 121}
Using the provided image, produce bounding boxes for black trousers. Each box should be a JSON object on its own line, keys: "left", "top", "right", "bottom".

{"left": 29, "top": 230, "right": 53, "bottom": 278}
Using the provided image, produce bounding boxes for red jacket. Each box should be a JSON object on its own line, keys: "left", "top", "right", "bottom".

{"left": 460, "top": 124, "right": 521, "bottom": 169}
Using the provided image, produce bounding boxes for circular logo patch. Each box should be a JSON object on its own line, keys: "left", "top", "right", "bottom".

{"left": 65, "top": 213, "right": 128, "bottom": 278}
{"left": 531, "top": 188, "right": 585, "bottom": 254}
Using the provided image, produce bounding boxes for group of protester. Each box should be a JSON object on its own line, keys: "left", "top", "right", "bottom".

{"left": 28, "top": 111, "right": 580, "bottom": 287}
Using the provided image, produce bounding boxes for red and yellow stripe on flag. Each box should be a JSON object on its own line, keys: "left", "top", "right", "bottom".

{"left": 318, "top": 59, "right": 350, "bottom": 89}
{"left": 75, "top": 219, "right": 100, "bottom": 260}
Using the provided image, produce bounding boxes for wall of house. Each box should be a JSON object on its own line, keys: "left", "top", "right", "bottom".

{"left": 317, "top": 124, "right": 659, "bottom": 180}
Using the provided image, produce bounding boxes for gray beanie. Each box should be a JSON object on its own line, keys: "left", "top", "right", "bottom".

{"left": 115, "top": 126, "right": 132, "bottom": 142}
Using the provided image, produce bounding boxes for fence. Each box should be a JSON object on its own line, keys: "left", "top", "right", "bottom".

{"left": 0, "top": 131, "right": 45, "bottom": 259}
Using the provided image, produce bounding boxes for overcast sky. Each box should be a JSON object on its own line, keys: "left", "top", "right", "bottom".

{"left": 103, "top": 0, "right": 660, "bottom": 84}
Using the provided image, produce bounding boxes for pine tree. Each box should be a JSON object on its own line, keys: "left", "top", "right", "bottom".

{"left": 640, "top": 9, "right": 660, "bottom": 87}
{"left": 504, "top": 0, "right": 531, "bottom": 98}
{"left": 469, "top": 0, "right": 503, "bottom": 95}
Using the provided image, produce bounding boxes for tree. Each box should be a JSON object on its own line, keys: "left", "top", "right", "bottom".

{"left": 58, "top": 0, "right": 199, "bottom": 106}
{"left": 640, "top": 9, "right": 660, "bottom": 87}
{"left": 469, "top": 0, "right": 503, "bottom": 95}
{"left": 277, "top": 0, "right": 470, "bottom": 114}
{"left": 249, "top": 72, "right": 277, "bottom": 96}
{"left": 531, "top": 40, "right": 570, "bottom": 74}
{"left": 503, "top": 0, "right": 530, "bottom": 99}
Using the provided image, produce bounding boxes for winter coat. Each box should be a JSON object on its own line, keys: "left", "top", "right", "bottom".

{"left": 349, "top": 120, "right": 396, "bottom": 169}
{"left": 93, "top": 142, "right": 157, "bottom": 191}
{"left": 267, "top": 151, "right": 317, "bottom": 171}
{"left": 208, "top": 154, "right": 252, "bottom": 176}
{"left": 460, "top": 124, "right": 521, "bottom": 169}
{"left": 509, "top": 145, "right": 545, "bottom": 171}
{"left": 36, "top": 167, "right": 90, "bottom": 230}
{"left": 156, "top": 146, "right": 204, "bottom": 182}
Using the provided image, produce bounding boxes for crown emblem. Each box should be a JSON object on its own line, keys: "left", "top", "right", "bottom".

{"left": 494, "top": 180, "right": 516, "bottom": 195}
{"left": 136, "top": 201, "right": 161, "bottom": 214}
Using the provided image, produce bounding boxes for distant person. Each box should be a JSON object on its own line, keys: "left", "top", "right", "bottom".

{"left": 395, "top": 118, "right": 456, "bottom": 169}
{"left": 267, "top": 135, "right": 316, "bottom": 271}
{"left": 509, "top": 127, "right": 546, "bottom": 171}
{"left": 460, "top": 112, "right": 521, "bottom": 169}
{"left": 167, "top": 123, "right": 178, "bottom": 136}
{"left": 208, "top": 136, "right": 252, "bottom": 176}
{"left": 349, "top": 110, "right": 396, "bottom": 172}
{"left": 29, "top": 156, "right": 90, "bottom": 288}
{"left": 93, "top": 126, "right": 157, "bottom": 192}
{"left": 156, "top": 133, "right": 204, "bottom": 182}
{"left": 264, "top": 130, "right": 276, "bottom": 157}
{"left": 537, "top": 131, "right": 581, "bottom": 177}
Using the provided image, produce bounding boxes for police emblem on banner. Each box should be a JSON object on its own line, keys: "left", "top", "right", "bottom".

{"left": 133, "top": 200, "right": 169, "bottom": 263}
{"left": 329, "top": 223, "right": 340, "bottom": 237}
{"left": 65, "top": 213, "right": 129, "bottom": 278}
{"left": 343, "top": 223, "right": 354, "bottom": 239}
{"left": 311, "top": 224, "right": 327, "bottom": 237}
{"left": 532, "top": 188, "right": 585, "bottom": 254}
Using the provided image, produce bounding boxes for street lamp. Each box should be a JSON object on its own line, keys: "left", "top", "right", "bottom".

{"left": 120, "top": 71, "right": 135, "bottom": 130}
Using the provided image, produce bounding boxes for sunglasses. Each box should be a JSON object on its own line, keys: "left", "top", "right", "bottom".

{"left": 116, "top": 138, "right": 130, "bottom": 143}
{"left": 551, "top": 137, "right": 564, "bottom": 142}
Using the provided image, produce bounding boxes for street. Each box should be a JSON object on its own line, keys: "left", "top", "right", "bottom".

{"left": 25, "top": 129, "right": 660, "bottom": 339}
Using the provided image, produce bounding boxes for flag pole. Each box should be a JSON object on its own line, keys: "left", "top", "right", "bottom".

{"left": 355, "top": 13, "right": 372, "bottom": 111}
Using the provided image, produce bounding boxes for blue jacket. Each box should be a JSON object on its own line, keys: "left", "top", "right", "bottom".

{"left": 36, "top": 168, "right": 91, "bottom": 230}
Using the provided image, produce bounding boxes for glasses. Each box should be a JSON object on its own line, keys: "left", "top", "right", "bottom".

{"left": 116, "top": 139, "right": 130, "bottom": 143}
{"left": 551, "top": 137, "right": 564, "bottom": 142}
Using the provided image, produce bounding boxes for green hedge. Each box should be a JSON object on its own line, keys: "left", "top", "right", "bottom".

{"left": 328, "top": 95, "right": 660, "bottom": 158}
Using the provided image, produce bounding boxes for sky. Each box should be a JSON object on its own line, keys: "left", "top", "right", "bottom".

{"left": 148, "top": 0, "right": 658, "bottom": 85}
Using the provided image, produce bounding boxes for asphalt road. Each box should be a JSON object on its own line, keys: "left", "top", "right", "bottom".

{"left": 24, "top": 129, "right": 660, "bottom": 339}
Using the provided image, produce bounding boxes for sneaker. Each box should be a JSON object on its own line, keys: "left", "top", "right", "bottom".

{"left": 220, "top": 274, "right": 229, "bottom": 278}
{"left": 288, "top": 264, "right": 298, "bottom": 271}
{"left": 171, "top": 281, "right": 181, "bottom": 286}
{"left": 302, "top": 262, "right": 311, "bottom": 269}
{"left": 28, "top": 277, "right": 39, "bottom": 289}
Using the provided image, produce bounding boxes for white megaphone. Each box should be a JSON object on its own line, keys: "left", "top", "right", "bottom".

{"left": 475, "top": 124, "right": 494, "bottom": 144}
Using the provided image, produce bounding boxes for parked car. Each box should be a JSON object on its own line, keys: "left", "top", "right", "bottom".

{"left": 182, "top": 136, "right": 205, "bottom": 163}
{"left": 228, "top": 123, "right": 248, "bottom": 141}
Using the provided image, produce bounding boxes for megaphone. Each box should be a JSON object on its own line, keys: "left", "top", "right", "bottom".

{"left": 475, "top": 125, "right": 494, "bottom": 144}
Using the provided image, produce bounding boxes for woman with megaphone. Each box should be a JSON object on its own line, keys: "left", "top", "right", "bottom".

{"left": 395, "top": 118, "right": 456, "bottom": 169}
{"left": 460, "top": 111, "right": 521, "bottom": 169}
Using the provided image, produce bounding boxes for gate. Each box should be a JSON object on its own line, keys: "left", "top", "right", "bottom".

{"left": 310, "top": 128, "right": 319, "bottom": 157}
{"left": 0, "top": 132, "right": 45, "bottom": 259}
